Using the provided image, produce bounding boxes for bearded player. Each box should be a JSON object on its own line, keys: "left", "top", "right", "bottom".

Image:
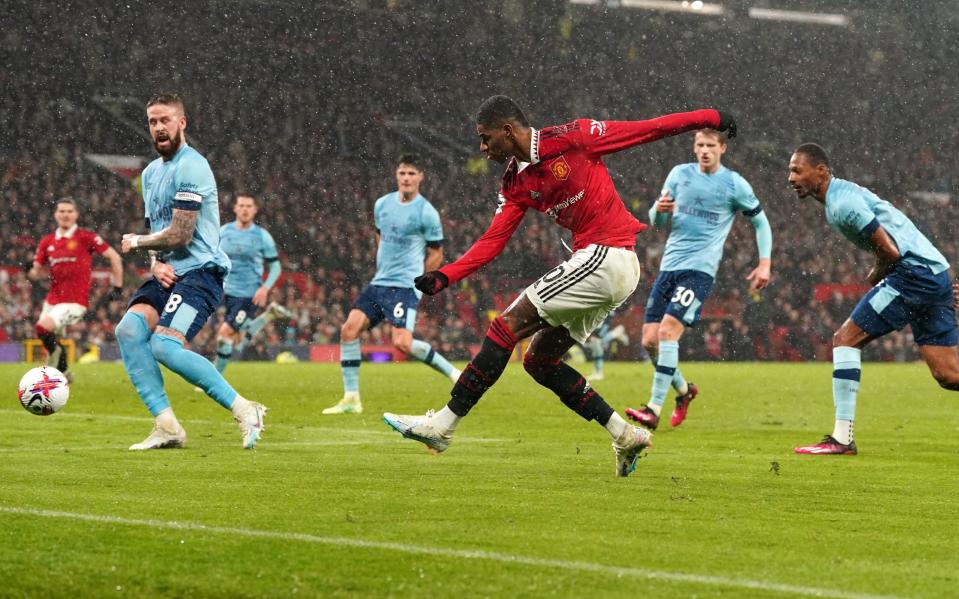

{"left": 383, "top": 95, "right": 737, "bottom": 477}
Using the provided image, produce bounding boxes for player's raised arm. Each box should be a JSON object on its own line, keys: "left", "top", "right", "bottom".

{"left": 415, "top": 196, "right": 527, "bottom": 295}
{"left": 571, "top": 110, "right": 737, "bottom": 158}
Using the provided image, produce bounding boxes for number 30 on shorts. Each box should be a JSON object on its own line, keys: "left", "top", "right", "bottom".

{"left": 670, "top": 286, "right": 696, "bottom": 307}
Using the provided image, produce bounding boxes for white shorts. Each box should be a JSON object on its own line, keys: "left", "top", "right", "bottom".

{"left": 40, "top": 302, "right": 87, "bottom": 333}
{"left": 526, "top": 245, "right": 640, "bottom": 344}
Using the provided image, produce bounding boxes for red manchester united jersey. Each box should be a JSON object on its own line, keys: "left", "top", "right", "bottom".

{"left": 440, "top": 109, "right": 721, "bottom": 284}
{"left": 34, "top": 226, "right": 111, "bottom": 306}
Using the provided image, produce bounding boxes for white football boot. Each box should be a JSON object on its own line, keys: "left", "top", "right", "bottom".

{"left": 266, "top": 302, "right": 293, "bottom": 319}
{"left": 234, "top": 401, "right": 268, "bottom": 449}
{"left": 382, "top": 409, "right": 452, "bottom": 454}
{"left": 612, "top": 425, "right": 652, "bottom": 477}
{"left": 129, "top": 421, "right": 187, "bottom": 451}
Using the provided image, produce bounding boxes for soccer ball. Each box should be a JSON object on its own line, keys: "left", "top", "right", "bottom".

{"left": 17, "top": 366, "right": 70, "bottom": 416}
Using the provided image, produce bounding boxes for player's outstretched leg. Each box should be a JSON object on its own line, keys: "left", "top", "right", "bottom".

{"left": 150, "top": 333, "right": 267, "bottom": 448}
{"left": 409, "top": 339, "right": 461, "bottom": 383}
{"left": 116, "top": 311, "right": 186, "bottom": 450}
{"left": 383, "top": 316, "right": 518, "bottom": 452}
{"left": 795, "top": 346, "right": 860, "bottom": 455}
{"left": 235, "top": 302, "right": 292, "bottom": 354}
{"left": 523, "top": 344, "right": 652, "bottom": 477}
{"left": 324, "top": 338, "right": 362, "bottom": 414}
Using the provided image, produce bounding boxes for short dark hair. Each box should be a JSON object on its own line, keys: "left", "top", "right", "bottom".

{"left": 235, "top": 192, "right": 258, "bottom": 205}
{"left": 146, "top": 93, "right": 185, "bottom": 113}
{"left": 695, "top": 128, "right": 725, "bottom": 143}
{"left": 794, "top": 143, "right": 830, "bottom": 168}
{"left": 396, "top": 154, "right": 422, "bottom": 170}
{"left": 476, "top": 95, "right": 529, "bottom": 128}
{"left": 55, "top": 197, "right": 77, "bottom": 210}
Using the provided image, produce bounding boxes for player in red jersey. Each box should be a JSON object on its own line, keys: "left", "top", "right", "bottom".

{"left": 383, "top": 95, "right": 737, "bottom": 477}
{"left": 27, "top": 198, "right": 124, "bottom": 381}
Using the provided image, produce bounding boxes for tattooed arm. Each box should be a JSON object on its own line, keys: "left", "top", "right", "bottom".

{"left": 121, "top": 209, "right": 198, "bottom": 253}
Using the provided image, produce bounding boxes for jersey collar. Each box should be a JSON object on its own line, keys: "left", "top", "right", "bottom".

{"left": 55, "top": 225, "right": 78, "bottom": 240}
{"left": 529, "top": 127, "right": 540, "bottom": 165}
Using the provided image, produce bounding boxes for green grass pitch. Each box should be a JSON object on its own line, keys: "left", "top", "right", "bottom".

{"left": 2, "top": 361, "right": 958, "bottom": 598}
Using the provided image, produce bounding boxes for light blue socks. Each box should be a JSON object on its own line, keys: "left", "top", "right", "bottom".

{"left": 116, "top": 311, "right": 169, "bottom": 416}
{"left": 341, "top": 339, "right": 361, "bottom": 393}
{"left": 650, "top": 339, "right": 680, "bottom": 411}
{"left": 409, "top": 339, "right": 455, "bottom": 377}
{"left": 151, "top": 334, "right": 238, "bottom": 409}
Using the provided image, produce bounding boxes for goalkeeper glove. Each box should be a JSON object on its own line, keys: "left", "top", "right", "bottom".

{"left": 717, "top": 111, "right": 738, "bottom": 139}
{"left": 414, "top": 271, "right": 449, "bottom": 295}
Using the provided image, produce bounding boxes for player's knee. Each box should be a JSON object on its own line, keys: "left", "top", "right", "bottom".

{"left": 523, "top": 352, "right": 555, "bottom": 383}
{"left": 932, "top": 368, "right": 959, "bottom": 391}
{"left": 115, "top": 313, "right": 147, "bottom": 345}
{"left": 393, "top": 337, "right": 412, "bottom": 354}
{"left": 340, "top": 322, "right": 359, "bottom": 342}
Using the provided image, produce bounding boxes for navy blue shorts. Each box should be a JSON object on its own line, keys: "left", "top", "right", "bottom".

{"left": 851, "top": 263, "right": 957, "bottom": 346}
{"left": 128, "top": 268, "right": 224, "bottom": 342}
{"left": 223, "top": 295, "right": 261, "bottom": 330}
{"left": 353, "top": 284, "right": 420, "bottom": 330}
{"left": 644, "top": 270, "right": 715, "bottom": 327}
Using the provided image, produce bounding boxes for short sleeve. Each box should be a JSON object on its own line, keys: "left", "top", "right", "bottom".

{"left": 422, "top": 203, "right": 443, "bottom": 242}
{"left": 731, "top": 174, "right": 762, "bottom": 216}
{"left": 34, "top": 238, "right": 49, "bottom": 265}
{"left": 88, "top": 231, "right": 110, "bottom": 254}
{"left": 173, "top": 156, "right": 216, "bottom": 211}
{"left": 834, "top": 191, "right": 876, "bottom": 233}
{"left": 662, "top": 166, "right": 682, "bottom": 198}
{"left": 260, "top": 228, "right": 279, "bottom": 259}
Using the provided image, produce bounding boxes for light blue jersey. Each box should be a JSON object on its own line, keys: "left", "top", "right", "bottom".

{"left": 825, "top": 177, "right": 949, "bottom": 275}
{"left": 658, "top": 164, "right": 761, "bottom": 277}
{"left": 141, "top": 144, "right": 230, "bottom": 275}
{"left": 220, "top": 222, "right": 278, "bottom": 297}
{"left": 370, "top": 192, "right": 443, "bottom": 288}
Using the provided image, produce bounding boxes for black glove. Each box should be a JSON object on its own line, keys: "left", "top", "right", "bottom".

{"left": 21, "top": 260, "right": 34, "bottom": 274}
{"left": 717, "top": 111, "right": 737, "bottom": 139}
{"left": 414, "top": 271, "right": 450, "bottom": 296}
{"left": 106, "top": 286, "right": 124, "bottom": 302}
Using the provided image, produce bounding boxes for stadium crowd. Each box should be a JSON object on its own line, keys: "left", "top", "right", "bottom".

{"left": 3, "top": 1, "right": 958, "bottom": 363}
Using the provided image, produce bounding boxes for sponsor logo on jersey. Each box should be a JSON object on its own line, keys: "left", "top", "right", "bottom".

{"left": 589, "top": 120, "right": 607, "bottom": 137}
{"left": 550, "top": 157, "right": 571, "bottom": 181}
{"left": 49, "top": 257, "right": 78, "bottom": 265}
{"left": 495, "top": 193, "right": 507, "bottom": 215}
{"left": 545, "top": 190, "right": 585, "bottom": 219}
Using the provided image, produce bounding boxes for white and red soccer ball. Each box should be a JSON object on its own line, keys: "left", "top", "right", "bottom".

{"left": 18, "top": 366, "right": 70, "bottom": 416}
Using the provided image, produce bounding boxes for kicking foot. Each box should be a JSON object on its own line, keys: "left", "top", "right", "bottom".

{"left": 382, "top": 410, "right": 452, "bottom": 454}
{"left": 613, "top": 425, "right": 652, "bottom": 477}
{"left": 235, "top": 402, "right": 268, "bottom": 449}
{"left": 266, "top": 302, "right": 293, "bottom": 319}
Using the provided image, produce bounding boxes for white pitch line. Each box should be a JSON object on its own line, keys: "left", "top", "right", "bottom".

{"left": 0, "top": 506, "right": 906, "bottom": 599}
{"left": 0, "top": 440, "right": 377, "bottom": 453}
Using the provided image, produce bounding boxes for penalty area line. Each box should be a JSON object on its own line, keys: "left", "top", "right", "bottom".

{"left": 0, "top": 506, "right": 904, "bottom": 599}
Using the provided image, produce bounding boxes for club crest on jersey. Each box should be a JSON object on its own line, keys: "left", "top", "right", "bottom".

{"left": 67, "top": 240, "right": 77, "bottom": 250}
{"left": 550, "top": 157, "right": 571, "bottom": 181}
